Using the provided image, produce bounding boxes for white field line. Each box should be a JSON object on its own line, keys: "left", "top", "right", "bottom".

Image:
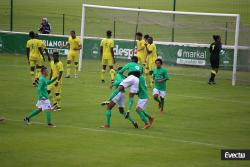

{"left": 7, "top": 118, "right": 228, "bottom": 149}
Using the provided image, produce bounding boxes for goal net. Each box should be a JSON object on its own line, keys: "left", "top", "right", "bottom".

{"left": 79, "top": 4, "right": 250, "bottom": 86}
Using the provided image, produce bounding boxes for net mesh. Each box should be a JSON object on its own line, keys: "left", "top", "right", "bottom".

{"left": 85, "top": 8, "right": 237, "bottom": 44}
{"left": 84, "top": 7, "right": 250, "bottom": 85}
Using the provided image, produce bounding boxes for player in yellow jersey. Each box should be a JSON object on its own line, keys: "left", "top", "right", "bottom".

{"left": 145, "top": 36, "right": 158, "bottom": 87}
{"left": 47, "top": 50, "right": 64, "bottom": 111}
{"left": 61, "top": 30, "right": 82, "bottom": 78}
{"left": 135, "top": 32, "right": 145, "bottom": 65}
{"left": 35, "top": 33, "right": 49, "bottom": 80}
{"left": 143, "top": 34, "right": 150, "bottom": 77}
{"left": 26, "top": 31, "right": 44, "bottom": 86}
{"left": 100, "top": 30, "right": 116, "bottom": 83}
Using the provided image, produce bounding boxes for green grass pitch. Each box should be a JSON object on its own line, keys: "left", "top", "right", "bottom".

{"left": 0, "top": 0, "right": 250, "bottom": 166}
{"left": 0, "top": 54, "right": 250, "bottom": 167}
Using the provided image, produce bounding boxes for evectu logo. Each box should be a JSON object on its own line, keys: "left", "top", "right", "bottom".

{"left": 221, "top": 150, "right": 250, "bottom": 160}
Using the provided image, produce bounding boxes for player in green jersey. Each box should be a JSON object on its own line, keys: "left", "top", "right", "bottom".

{"left": 107, "top": 56, "right": 143, "bottom": 119}
{"left": 152, "top": 59, "right": 170, "bottom": 112}
{"left": 118, "top": 56, "right": 143, "bottom": 118}
{"left": 100, "top": 67, "right": 139, "bottom": 128}
{"left": 136, "top": 75, "right": 155, "bottom": 129}
{"left": 24, "top": 67, "right": 57, "bottom": 127}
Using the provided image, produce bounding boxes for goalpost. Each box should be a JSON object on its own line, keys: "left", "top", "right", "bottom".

{"left": 79, "top": 4, "right": 240, "bottom": 86}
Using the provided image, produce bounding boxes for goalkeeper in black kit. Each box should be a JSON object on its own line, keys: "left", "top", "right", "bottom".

{"left": 208, "top": 35, "right": 222, "bottom": 85}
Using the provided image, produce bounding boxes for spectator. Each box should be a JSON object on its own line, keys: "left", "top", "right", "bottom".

{"left": 38, "top": 18, "right": 51, "bottom": 34}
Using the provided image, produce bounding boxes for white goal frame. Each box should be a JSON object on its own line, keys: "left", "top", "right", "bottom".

{"left": 79, "top": 4, "right": 240, "bottom": 86}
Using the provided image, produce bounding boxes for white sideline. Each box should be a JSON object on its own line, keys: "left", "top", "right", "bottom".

{"left": 7, "top": 118, "right": 228, "bottom": 149}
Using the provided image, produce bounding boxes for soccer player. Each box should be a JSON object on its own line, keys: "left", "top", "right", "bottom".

{"left": 47, "top": 50, "right": 64, "bottom": 111}
{"left": 26, "top": 31, "right": 44, "bottom": 86}
{"left": 117, "top": 56, "right": 143, "bottom": 118}
{"left": 143, "top": 34, "right": 150, "bottom": 72}
{"left": 100, "top": 30, "right": 116, "bottom": 83}
{"left": 135, "top": 32, "right": 145, "bottom": 65}
{"left": 208, "top": 35, "right": 222, "bottom": 85}
{"left": 136, "top": 75, "right": 155, "bottom": 129}
{"left": 24, "top": 67, "right": 57, "bottom": 127}
{"left": 152, "top": 59, "right": 170, "bottom": 112}
{"left": 100, "top": 67, "right": 138, "bottom": 128}
{"left": 143, "top": 34, "right": 150, "bottom": 59}
{"left": 61, "top": 30, "right": 82, "bottom": 78}
{"left": 145, "top": 36, "right": 157, "bottom": 88}
{"left": 35, "top": 33, "right": 49, "bottom": 79}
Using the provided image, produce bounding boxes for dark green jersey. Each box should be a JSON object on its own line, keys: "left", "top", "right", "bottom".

{"left": 118, "top": 62, "right": 143, "bottom": 77}
{"left": 112, "top": 73, "right": 125, "bottom": 89}
{"left": 138, "top": 76, "right": 148, "bottom": 99}
{"left": 152, "top": 67, "right": 170, "bottom": 91}
{"left": 37, "top": 75, "right": 56, "bottom": 100}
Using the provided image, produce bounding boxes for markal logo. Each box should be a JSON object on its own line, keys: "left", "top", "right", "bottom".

{"left": 177, "top": 49, "right": 183, "bottom": 57}
{"left": 177, "top": 49, "right": 207, "bottom": 59}
{"left": 221, "top": 149, "right": 250, "bottom": 160}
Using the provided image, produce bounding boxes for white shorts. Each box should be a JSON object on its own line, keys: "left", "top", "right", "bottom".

{"left": 153, "top": 88, "right": 166, "bottom": 98}
{"left": 136, "top": 99, "right": 148, "bottom": 110}
{"left": 111, "top": 92, "right": 125, "bottom": 108}
{"left": 120, "top": 75, "right": 139, "bottom": 93}
{"left": 36, "top": 99, "right": 52, "bottom": 111}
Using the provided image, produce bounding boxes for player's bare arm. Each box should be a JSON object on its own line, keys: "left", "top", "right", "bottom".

{"left": 145, "top": 44, "right": 152, "bottom": 54}
{"left": 73, "top": 44, "right": 82, "bottom": 51}
{"left": 60, "top": 43, "right": 70, "bottom": 49}
{"left": 156, "top": 78, "right": 168, "bottom": 83}
{"left": 111, "top": 47, "right": 115, "bottom": 64}
{"left": 55, "top": 71, "right": 63, "bottom": 87}
{"left": 100, "top": 46, "right": 103, "bottom": 60}
{"left": 38, "top": 47, "right": 45, "bottom": 61}
{"left": 26, "top": 48, "right": 30, "bottom": 64}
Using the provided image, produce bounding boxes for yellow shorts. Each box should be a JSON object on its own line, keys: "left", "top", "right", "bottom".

{"left": 67, "top": 52, "right": 79, "bottom": 62}
{"left": 29, "top": 56, "right": 43, "bottom": 67}
{"left": 146, "top": 60, "right": 156, "bottom": 71}
{"left": 48, "top": 82, "right": 62, "bottom": 94}
{"left": 102, "top": 59, "right": 114, "bottom": 66}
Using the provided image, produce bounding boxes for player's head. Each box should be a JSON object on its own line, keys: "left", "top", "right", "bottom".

{"left": 147, "top": 36, "right": 153, "bottom": 44}
{"left": 155, "top": 58, "right": 163, "bottom": 68}
{"left": 41, "top": 66, "right": 48, "bottom": 76}
{"left": 213, "top": 35, "right": 221, "bottom": 42}
{"left": 144, "top": 34, "right": 149, "bottom": 41}
{"left": 52, "top": 50, "right": 59, "bottom": 62}
{"left": 117, "top": 67, "right": 123, "bottom": 72}
{"left": 71, "top": 30, "right": 76, "bottom": 38}
{"left": 106, "top": 30, "right": 112, "bottom": 38}
{"left": 131, "top": 56, "right": 138, "bottom": 63}
{"left": 41, "top": 17, "right": 48, "bottom": 24}
{"left": 29, "top": 31, "right": 35, "bottom": 39}
{"left": 136, "top": 32, "right": 143, "bottom": 40}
